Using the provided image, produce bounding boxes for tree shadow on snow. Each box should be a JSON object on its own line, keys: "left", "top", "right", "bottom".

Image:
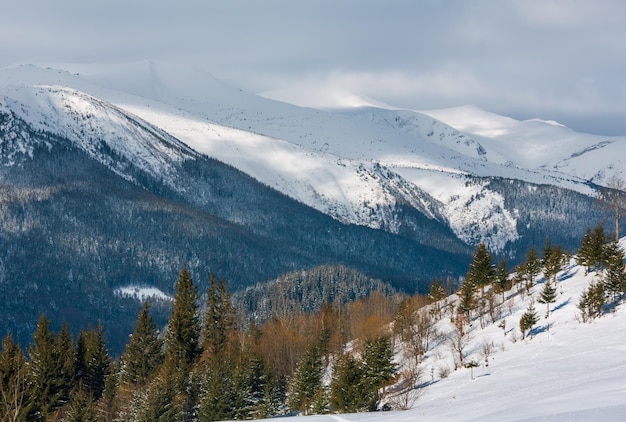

{"left": 558, "top": 267, "right": 579, "bottom": 282}
{"left": 552, "top": 298, "right": 571, "bottom": 313}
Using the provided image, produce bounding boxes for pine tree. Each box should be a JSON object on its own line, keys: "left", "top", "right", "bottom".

{"left": 543, "top": 242, "right": 565, "bottom": 285}
{"left": 456, "top": 277, "right": 475, "bottom": 324}
{"left": 538, "top": 279, "right": 557, "bottom": 318}
{"left": 577, "top": 227, "right": 594, "bottom": 275}
{"left": 603, "top": 242, "right": 626, "bottom": 307}
{"left": 362, "top": 335, "right": 396, "bottom": 411}
{"left": 26, "top": 315, "right": 66, "bottom": 420}
{"left": 493, "top": 258, "right": 510, "bottom": 302}
{"left": 428, "top": 278, "right": 446, "bottom": 318}
{"left": 164, "top": 268, "right": 201, "bottom": 374}
{"left": 524, "top": 246, "right": 542, "bottom": 289}
{"left": 466, "top": 243, "right": 496, "bottom": 296}
{"left": 202, "top": 274, "right": 236, "bottom": 361}
{"left": 79, "top": 323, "right": 111, "bottom": 401}
{"left": 56, "top": 322, "right": 76, "bottom": 406}
{"left": 519, "top": 303, "right": 539, "bottom": 340}
{"left": 119, "top": 301, "right": 164, "bottom": 387}
{"left": 288, "top": 344, "right": 323, "bottom": 415}
{"left": 159, "top": 268, "right": 202, "bottom": 421}
{"left": 329, "top": 354, "right": 371, "bottom": 413}
{"left": 590, "top": 224, "right": 610, "bottom": 272}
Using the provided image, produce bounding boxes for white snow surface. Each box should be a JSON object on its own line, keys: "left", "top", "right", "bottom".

{"left": 247, "top": 239, "right": 626, "bottom": 422}
{"left": 1, "top": 62, "right": 624, "bottom": 251}
{"left": 113, "top": 286, "right": 172, "bottom": 302}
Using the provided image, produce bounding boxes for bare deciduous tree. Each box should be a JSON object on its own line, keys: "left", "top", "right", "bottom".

{"left": 387, "top": 363, "right": 424, "bottom": 410}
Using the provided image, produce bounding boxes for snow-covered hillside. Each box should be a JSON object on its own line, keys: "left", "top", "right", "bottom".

{"left": 423, "top": 105, "right": 626, "bottom": 185}
{"left": 1, "top": 62, "right": 622, "bottom": 252}
{"left": 259, "top": 240, "right": 626, "bottom": 422}
{"left": 0, "top": 81, "right": 198, "bottom": 190}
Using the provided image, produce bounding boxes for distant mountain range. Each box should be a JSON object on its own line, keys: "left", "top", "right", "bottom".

{"left": 0, "top": 62, "right": 621, "bottom": 351}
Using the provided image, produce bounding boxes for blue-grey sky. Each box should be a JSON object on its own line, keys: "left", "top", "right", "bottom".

{"left": 2, "top": 0, "right": 625, "bottom": 135}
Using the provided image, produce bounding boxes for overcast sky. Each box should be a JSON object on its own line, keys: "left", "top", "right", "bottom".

{"left": 2, "top": 0, "right": 625, "bottom": 135}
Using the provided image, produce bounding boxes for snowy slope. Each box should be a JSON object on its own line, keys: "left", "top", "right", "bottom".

{"left": 1, "top": 62, "right": 622, "bottom": 252}
{"left": 423, "top": 105, "right": 626, "bottom": 185}
{"left": 251, "top": 240, "right": 626, "bottom": 422}
{"left": 0, "top": 81, "right": 198, "bottom": 190}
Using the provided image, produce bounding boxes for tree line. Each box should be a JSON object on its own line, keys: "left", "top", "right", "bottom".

{"left": 0, "top": 269, "right": 400, "bottom": 421}
{"left": 2, "top": 223, "right": 625, "bottom": 421}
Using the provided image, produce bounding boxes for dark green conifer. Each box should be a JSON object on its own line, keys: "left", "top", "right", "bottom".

{"left": 456, "top": 278, "right": 475, "bottom": 322}
{"left": 164, "top": 268, "right": 201, "bottom": 373}
{"left": 362, "top": 335, "right": 396, "bottom": 387}
{"left": 26, "top": 315, "right": 65, "bottom": 420}
{"left": 202, "top": 274, "right": 235, "bottom": 361}
{"left": 466, "top": 243, "right": 496, "bottom": 295}
{"left": 119, "top": 301, "right": 164, "bottom": 387}
{"left": 428, "top": 278, "right": 446, "bottom": 318}
{"left": 543, "top": 242, "right": 565, "bottom": 285}
{"left": 80, "top": 323, "right": 111, "bottom": 401}
{"left": 519, "top": 303, "right": 539, "bottom": 340}
{"left": 493, "top": 258, "right": 510, "bottom": 302}
{"left": 603, "top": 242, "right": 626, "bottom": 307}
{"left": 538, "top": 279, "right": 557, "bottom": 318}
{"left": 329, "top": 354, "right": 371, "bottom": 413}
{"left": 524, "top": 246, "right": 542, "bottom": 287}
{"left": 288, "top": 344, "right": 323, "bottom": 415}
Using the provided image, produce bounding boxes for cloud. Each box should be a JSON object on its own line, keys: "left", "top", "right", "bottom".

{"left": 1, "top": 0, "right": 625, "bottom": 134}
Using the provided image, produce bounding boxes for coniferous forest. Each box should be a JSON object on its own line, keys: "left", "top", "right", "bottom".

{"left": 2, "top": 223, "right": 625, "bottom": 421}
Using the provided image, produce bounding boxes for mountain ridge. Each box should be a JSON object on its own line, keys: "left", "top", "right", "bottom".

{"left": 0, "top": 62, "right": 622, "bottom": 351}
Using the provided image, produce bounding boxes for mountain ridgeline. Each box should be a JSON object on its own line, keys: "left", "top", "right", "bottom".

{"left": 0, "top": 76, "right": 620, "bottom": 353}
{"left": 0, "top": 95, "right": 469, "bottom": 351}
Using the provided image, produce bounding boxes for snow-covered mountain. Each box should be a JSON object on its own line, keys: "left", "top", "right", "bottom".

{"left": 3, "top": 62, "right": 621, "bottom": 254}
{"left": 0, "top": 65, "right": 473, "bottom": 351}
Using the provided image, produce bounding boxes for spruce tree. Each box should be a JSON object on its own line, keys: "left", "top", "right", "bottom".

{"left": 493, "top": 258, "right": 510, "bottom": 302}
{"left": 159, "top": 268, "right": 201, "bottom": 420}
{"left": 288, "top": 344, "right": 323, "bottom": 415}
{"left": 590, "top": 224, "right": 610, "bottom": 272}
{"left": 519, "top": 303, "right": 539, "bottom": 340}
{"left": 362, "top": 335, "right": 396, "bottom": 411}
{"left": 578, "top": 282, "right": 606, "bottom": 320}
{"left": 63, "top": 386, "right": 98, "bottom": 422}
{"left": 577, "top": 227, "right": 594, "bottom": 275}
{"left": 456, "top": 278, "right": 475, "bottom": 323}
{"left": 198, "top": 360, "right": 237, "bottom": 421}
{"left": 329, "top": 354, "right": 371, "bottom": 413}
{"left": 80, "top": 323, "right": 111, "bottom": 401}
{"left": 202, "top": 274, "right": 236, "bottom": 361}
{"left": 538, "top": 279, "right": 557, "bottom": 318}
{"left": 164, "top": 268, "right": 201, "bottom": 373}
{"left": 466, "top": 243, "right": 495, "bottom": 296}
{"left": 26, "top": 315, "right": 66, "bottom": 420}
{"left": 119, "top": 301, "right": 164, "bottom": 387}
{"left": 543, "top": 242, "right": 565, "bottom": 285}
{"left": 56, "top": 323, "right": 76, "bottom": 406}
{"left": 428, "top": 278, "right": 446, "bottom": 318}
{"left": 524, "top": 246, "right": 542, "bottom": 287}
{"left": 603, "top": 242, "right": 626, "bottom": 307}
